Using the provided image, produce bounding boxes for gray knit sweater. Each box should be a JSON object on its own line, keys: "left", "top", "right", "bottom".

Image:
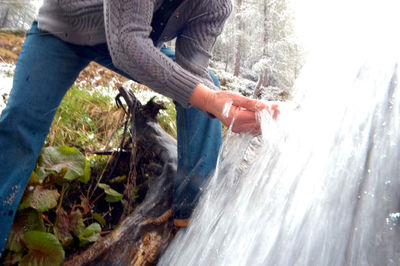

{"left": 37, "top": 0, "right": 232, "bottom": 107}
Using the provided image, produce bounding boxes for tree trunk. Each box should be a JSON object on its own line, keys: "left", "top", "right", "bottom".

{"left": 263, "top": 67, "right": 269, "bottom": 87}
{"left": 225, "top": 51, "right": 230, "bottom": 72}
{"left": 253, "top": 73, "right": 264, "bottom": 99}
{"left": 64, "top": 87, "right": 177, "bottom": 265}
{"left": 262, "top": 0, "right": 270, "bottom": 87}
{"left": 233, "top": 0, "right": 243, "bottom": 77}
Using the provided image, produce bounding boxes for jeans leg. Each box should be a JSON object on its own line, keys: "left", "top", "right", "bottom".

{"left": 173, "top": 102, "right": 222, "bottom": 219}
{"left": 0, "top": 23, "right": 89, "bottom": 256}
{"left": 158, "top": 47, "right": 223, "bottom": 219}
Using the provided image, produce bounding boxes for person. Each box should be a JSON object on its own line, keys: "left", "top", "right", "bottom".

{"left": 0, "top": 0, "right": 279, "bottom": 257}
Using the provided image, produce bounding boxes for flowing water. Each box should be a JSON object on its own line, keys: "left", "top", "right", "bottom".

{"left": 159, "top": 1, "right": 400, "bottom": 265}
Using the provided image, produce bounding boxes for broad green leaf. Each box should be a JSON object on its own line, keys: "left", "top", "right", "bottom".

{"left": 54, "top": 208, "right": 73, "bottom": 247}
{"left": 20, "top": 231, "right": 65, "bottom": 266}
{"left": 98, "top": 183, "right": 123, "bottom": 203}
{"left": 6, "top": 209, "right": 45, "bottom": 253}
{"left": 36, "top": 146, "right": 88, "bottom": 182}
{"left": 69, "top": 209, "right": 85, "bottom": 236}
{"left": 19, "top": 186, "right": 59, "bottom": 212}
{"left": 78, "top": 223, "right": 101, "bottom": 247}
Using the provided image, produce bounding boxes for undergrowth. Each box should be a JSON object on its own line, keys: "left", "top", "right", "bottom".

{"left": 1, "top": 84, "right": 178, "bottom": 265}
{"left": 46, "top": 85, "right": 126, "bottom": 151}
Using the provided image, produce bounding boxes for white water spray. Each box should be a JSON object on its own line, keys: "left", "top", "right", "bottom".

{"left": 160, "top": 0, "right": 400, "bottom": 265}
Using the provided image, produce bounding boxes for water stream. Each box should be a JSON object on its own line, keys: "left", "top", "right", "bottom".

{"left": 159, "top": 1, "right": 400, "bottom": 265}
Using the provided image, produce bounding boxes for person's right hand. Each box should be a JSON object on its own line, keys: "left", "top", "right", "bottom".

{"left": 189, "top": 83, "right": 279, "bottom": 134}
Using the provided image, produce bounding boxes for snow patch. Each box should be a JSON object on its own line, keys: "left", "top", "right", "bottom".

{"left": 122, "top": 80, "right": 171, "bottom": 105}
{"left": 0, "top": 63, "right": 15, "bottom": 115}
{"left": 211, "top": 66, "right": 291, "bottom": 101}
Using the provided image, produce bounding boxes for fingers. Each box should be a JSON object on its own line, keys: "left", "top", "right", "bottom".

{"left": 220, "top": 91, "right": 268, "bottom": 112}
{"left": 227, "top": 107, "right": 261, "bottom": 134}
{"left": 226, "top": 102, "right": 280, "bottom": 134}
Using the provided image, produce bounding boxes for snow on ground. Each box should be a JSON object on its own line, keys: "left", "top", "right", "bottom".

{"left": 210, "top": 62, "right": 291, "bottom": 101}
{"left": 0, "top": 63, "right": 14, "bottom": 115}
{"left": 122, "top": 80, "right": 171, "bottom": 104}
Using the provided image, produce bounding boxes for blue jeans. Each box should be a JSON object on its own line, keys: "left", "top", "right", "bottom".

{"left": 0, "top": 22, "right": 222, "bottom": 256}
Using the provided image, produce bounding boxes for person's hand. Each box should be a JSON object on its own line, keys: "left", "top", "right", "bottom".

{"left": 189, "top": 83, "right": 279, "bottom": 134}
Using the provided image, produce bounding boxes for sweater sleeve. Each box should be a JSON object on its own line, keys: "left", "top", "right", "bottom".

{"left": 104, "top": 0, "right": 203, "bottom": 107}
{"left": 175, "top": 1, "right": 232, "bottom": 91}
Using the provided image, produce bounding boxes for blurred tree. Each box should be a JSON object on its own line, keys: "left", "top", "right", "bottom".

{"left": 213, "top": 0, "right": 303, "bottom": 89}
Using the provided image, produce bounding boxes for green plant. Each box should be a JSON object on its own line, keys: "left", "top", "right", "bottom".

{"left": 1, "top": 146, "right": 118, "bottom": 266}
{"left": 19, "top": 231, "right": 65, "bottom": 266}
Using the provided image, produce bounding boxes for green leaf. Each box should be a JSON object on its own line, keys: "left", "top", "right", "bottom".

{"left": 20, "top": 231, "right": 65, "bottom": 266}
{"left": 35, "top": 167, "right": 57, "bottom": 182}
{"left": 98, "top": 183, "right": 123, "bottom": 203}
{"left": 36, "top": 146, "right": 88, "bottom": 182}
{"left": 109, "top": 175, "right": 126, "bottom": 184}
{"left": 6, "top": 209, "right": 45, "bottom": 253}
{"left": 78, "top": 158, "right": 91, "bottom": 184}
{"left": 19, "top": 186, "right": 60, "bottom": 212}
{"left": 54, "top": 208, "right": 73, "bottom": 247}
{"left": 69, "top": 209, "right": 85, "bottom": 236}
{"left": 91, "top": 212, "right": 106, "bottom": 227}
{"left": 78, "top": 223, "right": 101, "bottom": 247}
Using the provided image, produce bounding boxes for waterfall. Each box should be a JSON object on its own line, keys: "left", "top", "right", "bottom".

{"left": 159, "top": 0, "right": 400, "bottom": 265}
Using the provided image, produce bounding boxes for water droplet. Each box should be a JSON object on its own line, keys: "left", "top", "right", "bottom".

{"left": 222, "top": 101, "right": 233, "bottom": 118}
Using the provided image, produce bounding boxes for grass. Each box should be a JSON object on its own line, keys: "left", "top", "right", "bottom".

{"left": 46, "top": 85, "right": 126, "bottom": 152}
